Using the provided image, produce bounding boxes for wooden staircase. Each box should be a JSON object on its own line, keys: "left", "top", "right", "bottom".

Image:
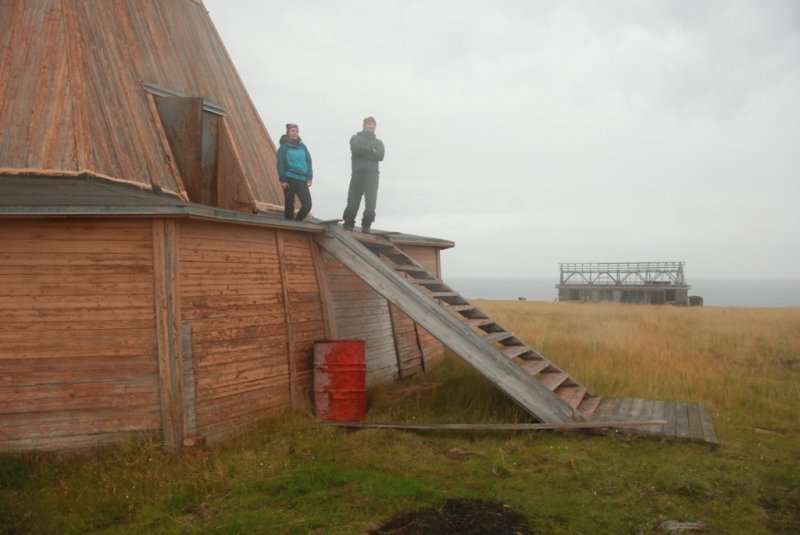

{"left": 357, "top": 231, "right": 603, "bottom": 419}
{"left": 315, "top": 223, "right": 583, "bottom": 424}
{"left": 315, "top": 223, "right": 718, "bottom": 444}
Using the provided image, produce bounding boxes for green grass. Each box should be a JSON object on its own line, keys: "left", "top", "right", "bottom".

{"left": 2, "top": 302, "right": 799, "bottom": 534}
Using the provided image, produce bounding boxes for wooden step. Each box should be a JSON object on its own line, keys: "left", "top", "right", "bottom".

{"left": 414, "top": 282, "right": 449, "bottom": 292}
{"left": 448, "top": 304, "right": 476, "bottom": 312}
{"left": 518, "top": 359, "right": 551, "bottom": 376}
{"left": 483, "top": 331, "right": 515, "bottom": 343}
{"left": 538, "top": 372, "right": 569, "bottom": 391}
{"left": 463, "top": 318, "right": 495, "bottom": 328}
{"left": 429, "top": 291, "right": 459, "bottom": 298}
{"left": 413, "top": 278, "right": 447, "bottom": 287}
{"left": 385, "top": 256, "right": 413, "bottom": 265}
{"left": 392, "top": 264, "right": 427, "bottom": 274}
{"left": 577, "top": 396, "right": 603, "bottom": 419}
{"left": 500, "top": 345, "right": 533, "bottom": 359}
{"left": 556, "top": 385, "right": 589, "bottom": 410}
{"left": 460, "top": 310, "right": 490, "bottom": 320}
{"left": 439, "top": 296, "right": 472, "bottom": 306}
{"left": 406, "top": 270, "right": 439, "bottom": 278}
{"left": 362, "top": 242, "right": 396, "bottom": 252}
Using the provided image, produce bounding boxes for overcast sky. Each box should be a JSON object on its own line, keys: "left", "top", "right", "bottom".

{"left": 203, "top": 0, "right": 799, "bottom": 281}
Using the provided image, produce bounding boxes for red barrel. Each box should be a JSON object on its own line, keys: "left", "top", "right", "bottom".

{"left": 313, "top": 340, "right": 367, "bottom": 421}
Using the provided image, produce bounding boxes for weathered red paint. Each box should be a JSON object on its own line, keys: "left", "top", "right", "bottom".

{"left": 313, "top": 341, "right": 366, "bottom": 421}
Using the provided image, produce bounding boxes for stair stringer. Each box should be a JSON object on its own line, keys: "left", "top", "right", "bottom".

{"left": 315, "top": 223, "right": 580, "bottom": 424}
{"left": 361, "top": 237, "right": 599, "bottom": 411}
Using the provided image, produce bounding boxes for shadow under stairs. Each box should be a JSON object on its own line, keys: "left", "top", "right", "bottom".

{"left": 315, "top": 223, "right": 716, "bottom": 444}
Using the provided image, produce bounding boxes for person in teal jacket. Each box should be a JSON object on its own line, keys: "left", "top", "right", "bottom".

{"left": 277, "top": 123, "right": 313, "bottom": 220}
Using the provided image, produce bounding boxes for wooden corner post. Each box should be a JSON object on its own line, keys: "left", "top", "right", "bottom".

{"left": 152, "top": 219, "right": 185, "bottom": 450}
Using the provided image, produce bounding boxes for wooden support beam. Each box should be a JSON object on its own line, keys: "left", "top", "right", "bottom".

{"left": 311, "top": 238, "right": 338, "bottom": 340}
{"left": 152, "top": 219, "right": 185, "bottom": 451}
{"left": 276, "top": 231, "right": 297, "bottom": 407}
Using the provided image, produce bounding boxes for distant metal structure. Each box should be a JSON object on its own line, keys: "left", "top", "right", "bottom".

{"left": 556, "top": 262, "right": 691, "bottom": 305}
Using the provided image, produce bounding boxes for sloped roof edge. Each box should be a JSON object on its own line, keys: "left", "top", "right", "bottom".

{"left": 0, "top": 174, "right": 454, "bottom": 248}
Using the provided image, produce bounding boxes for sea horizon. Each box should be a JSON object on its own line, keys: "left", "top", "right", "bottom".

{"left": 445, "top": 277, "right": 800, "bottom": 308}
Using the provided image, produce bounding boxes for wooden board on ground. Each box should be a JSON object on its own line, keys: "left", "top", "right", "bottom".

{"left": 328, "top": 420, "right": 668, "bottom": 432}
{"left": 590, "top": 397, "right": 717, "bottom": 444}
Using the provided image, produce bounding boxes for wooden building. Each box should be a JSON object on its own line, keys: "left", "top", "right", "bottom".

{"left": 1, "top": 1, "right": 718, "bottom": 452}
{"left": 556, "top": 262, "right": 691, "bottom": 305}
{"left": 0, "top": 0, "right": 451, "bottom": 452}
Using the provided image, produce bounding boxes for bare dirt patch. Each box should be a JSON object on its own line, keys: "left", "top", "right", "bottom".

{"left": 371, "top": 498, "right": 532, "bottom": 534}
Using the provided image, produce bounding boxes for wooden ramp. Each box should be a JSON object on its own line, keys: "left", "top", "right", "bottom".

{"left": 315, "top": 223, "right": 717, "bottom": 443}
{"left": 591, "top": 398, "right": 717, "bottom": 443}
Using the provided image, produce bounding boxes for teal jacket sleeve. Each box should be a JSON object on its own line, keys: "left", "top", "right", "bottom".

{"left": 305, "top": 145, "right": 313, "bottom": 180}
{"left": 276, "top": 144, "right": 287, "bottom": 182}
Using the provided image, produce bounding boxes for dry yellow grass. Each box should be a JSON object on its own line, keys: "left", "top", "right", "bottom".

{"left": 4, "top": 301, "right": 799, "bottom": 533}
{"left": 475, "top": 300, "right": 800, "bottom": 432}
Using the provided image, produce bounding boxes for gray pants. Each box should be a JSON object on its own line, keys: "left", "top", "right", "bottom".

{"left": 343, "top": 173, "right": 379, "bottom": 227}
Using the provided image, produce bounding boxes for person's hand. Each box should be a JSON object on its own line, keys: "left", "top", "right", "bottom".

{"left": 307, "top": 180, "right": 313, "bottom": 187}
{"left": 281, "top": 182, "right": 289, "bottom": 189}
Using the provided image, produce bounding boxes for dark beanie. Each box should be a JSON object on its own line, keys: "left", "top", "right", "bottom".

{"left": 363, "top": 116, "right": 376, "bottom": 125}
{"left": 286, "top": 123, "right": 298, "bottom": 131}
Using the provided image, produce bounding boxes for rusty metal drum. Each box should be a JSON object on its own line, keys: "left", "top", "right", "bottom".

{"left": 313, "top": 340, "right": 367, "bottom": 421}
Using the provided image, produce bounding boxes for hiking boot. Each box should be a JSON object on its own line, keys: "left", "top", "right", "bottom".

{"left": 343, "top": 223, "right": 354, "bottom": 231}
{"left": 361, "top": 224, "right": 371, "bottom": 234}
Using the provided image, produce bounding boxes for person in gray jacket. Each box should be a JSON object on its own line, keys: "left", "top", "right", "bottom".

{"left": 342, "top": 116, "right": 385, "bottom": 232}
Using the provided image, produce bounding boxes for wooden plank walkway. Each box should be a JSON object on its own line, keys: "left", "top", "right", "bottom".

{"left": 589, "top": 398, "right": 718, "bottom": 444}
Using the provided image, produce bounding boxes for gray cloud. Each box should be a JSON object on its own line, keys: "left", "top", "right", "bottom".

{"left": 205, "top": 0, "right": 800, "bottom": 279}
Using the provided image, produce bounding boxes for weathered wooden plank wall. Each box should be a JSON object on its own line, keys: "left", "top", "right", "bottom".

{"left": 0, "top": 219, "right": 162, "bottom": 451}
{"left": 178, "top": 220, "right": 293, "bottom": 443}
{"left": 388, "top": 304, "right": 424, "bottom": 378}
{"left": 0, "top": 0, "right": 284, "bottom": 206}
{"left": 320, "top": 250, "right": 399, "bottom": 385}
{"left": 318, "top": 243, "right": 448, "bottom": 385}
{"left": 277, "top": 233, "right": 328, "bottom": 404}
{"left": 0, "top": 215, "right": 447, "bottom": 451}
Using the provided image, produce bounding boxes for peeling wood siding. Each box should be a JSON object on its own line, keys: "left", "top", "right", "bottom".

{"left": 0, "top": 0, "right": 283, "bottom": 205}
{"left": 0, "top": 219, "right": 161, "bottom": 452}
{"left": 320, "top": 249, "right": 399, "bottom": 386}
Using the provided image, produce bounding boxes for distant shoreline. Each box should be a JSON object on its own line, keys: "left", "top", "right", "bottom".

{"left": 446, "top": 277, "right": 800, "bottom": 308}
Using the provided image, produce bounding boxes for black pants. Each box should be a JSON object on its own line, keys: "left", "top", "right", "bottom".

{"left": 342, "top": 173, "right": 379, "bottom": 227}
{"left": 284, "top": 179, "right": 312, "bottom": 220}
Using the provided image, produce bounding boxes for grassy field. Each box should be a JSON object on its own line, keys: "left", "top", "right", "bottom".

{"left": 1, "top": 301, "right": 799, "bottom": 534}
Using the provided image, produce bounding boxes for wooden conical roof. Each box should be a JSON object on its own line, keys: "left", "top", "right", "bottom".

{"left": 0, "top": 0, "right": 283, "bottom": 211}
